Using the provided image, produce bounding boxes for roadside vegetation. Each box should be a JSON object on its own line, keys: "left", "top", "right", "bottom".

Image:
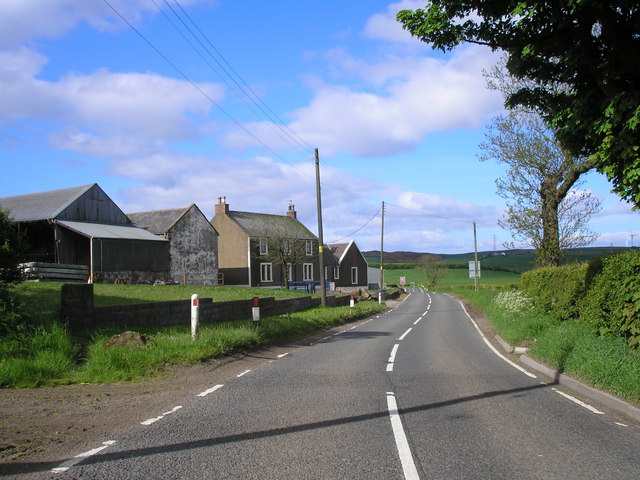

{"left": 443, "top": 250, "right": 640, "bottom": 404}
{"left": 0, "top": 283, "right": 385, "bottom": 388}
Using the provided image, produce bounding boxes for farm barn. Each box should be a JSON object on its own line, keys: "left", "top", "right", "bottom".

{"left": 0, "top": 184, "right": 169, "bottom": 283}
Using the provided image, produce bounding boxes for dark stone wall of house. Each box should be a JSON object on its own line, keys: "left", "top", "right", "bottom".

{"left": 169, "top": 207, "right": 218, "bottom": 286}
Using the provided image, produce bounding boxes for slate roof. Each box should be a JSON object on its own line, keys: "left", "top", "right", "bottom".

{"left": 228, "top": 211, "right": 317, "bottom": 239}
{"left": 127, "top": 206, "right": 192, "bottom": 235}
{"left": 328, "top": 243, "right": 349, "bottom": 262}
{"left": 0, "top": 184, "right": 94, "bottom": 222}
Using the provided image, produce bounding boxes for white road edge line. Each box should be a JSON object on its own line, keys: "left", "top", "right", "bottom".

{"left": 398, "top": 328, "right": 412, "bottom": 341}
{"left": 552, "top": 388, "right": 605, "bottom": 414}
{"left": 386, "top": 392, "right": 420, "bottom": 480}
{"left": 51, "top": 440, "right": 116, "bottom": 473}
{"left": 237, "top": 370, "right": 251, "bottom": 377}
{"left": 277, "top": 353, "right": 289, "bottom": 358}
{"left": 196, "top": 384, "right": 224, "bottom": 398}
{"left": 458, "top": 300, "right": 537, "bottom": 379}
{"left": 413, "top": 318, "right": 421, "bottom": 325}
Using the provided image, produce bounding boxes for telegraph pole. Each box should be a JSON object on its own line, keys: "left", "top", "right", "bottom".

{"left": 379, "top": 201, "right": 385, "bottom": 303}
{"left": 473, "top": 221, "right": 479, "bottom": 291}
{"left": 315, "top": 148, "right": 327, "bottom": 306}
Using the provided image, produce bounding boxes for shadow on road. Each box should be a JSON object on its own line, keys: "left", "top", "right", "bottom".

{"left": 1, "top": 381, "right": 555, "bottom": 476}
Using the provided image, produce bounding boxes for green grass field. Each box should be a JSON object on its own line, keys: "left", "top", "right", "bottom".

{"left": 383, "top": 268, "right": 520, "bottom": 288}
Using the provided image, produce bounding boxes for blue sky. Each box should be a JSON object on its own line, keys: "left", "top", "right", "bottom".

{"left": 1, "top": 0, "right": 638, "bottom": 253}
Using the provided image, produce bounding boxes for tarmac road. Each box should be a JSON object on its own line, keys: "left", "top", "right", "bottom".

{"left": 35, "top": 289, "right": 640, "bottom": 479}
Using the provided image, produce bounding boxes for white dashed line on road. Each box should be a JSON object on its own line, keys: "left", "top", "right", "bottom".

{"left": 386, "top": 392, "right": 420, "bottom": 480}
{"left": 52, "top": 440, "right": 117, "bottom": 473}
{"left": 141, "top": 405, "right": 183, "bottom": 425}
{"left": 196, "top": 384, "right": 224, "bottom": 398}
{"left": 398, "top": 328, "right": 412, "bottom": 341}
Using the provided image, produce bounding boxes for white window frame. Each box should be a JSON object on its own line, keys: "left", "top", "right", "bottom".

{"left": 259, "top": 238, "right": 268, "bottom": 255}
{"left": 351, "top": 266, "right": 358, "bottom": 285}
{"left": 333, "top": 266, "right": 340, "bottom": 280}
{"left": 283, "top": 240, "right": 290, "bottom": 255}
{"left": 286, "top": 263, "right": 293, "bottom": 282}
{"left": 305, "top": 240, "right": 313, "bottom": 256}
{"left": 303, "top": 263, "right": 313, "bottom": 281}
{"left": 260, "top": 263, "right": 273, "bottom": 282}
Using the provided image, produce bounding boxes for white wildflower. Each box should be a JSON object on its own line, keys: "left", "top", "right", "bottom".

{"left": 494, "top": 290, "right": 533, "bottom": 316}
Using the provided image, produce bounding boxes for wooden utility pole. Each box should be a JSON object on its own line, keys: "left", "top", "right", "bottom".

{"left": 473, "top": 221, "right": 479, "bottom": 291}
{"left": 315, "top": 148, "right": 327, "bottom": 306}
{"left": 380, "top": 201, "right": 385, "bottom": 303}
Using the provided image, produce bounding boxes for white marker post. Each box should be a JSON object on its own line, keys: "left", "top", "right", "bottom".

{"left": 350, "top": 295, "right": 355, "bottom": 308}
{"left": 252, "top": 297, "right": 260, "bottom": 328}
{"left": 191, "top": 294, "right": 199, "bottom": 341}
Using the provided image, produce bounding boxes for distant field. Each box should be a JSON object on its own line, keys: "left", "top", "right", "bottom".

{"left": 366, "top": 246, "right": 633, "bottom": 274}
{"left": 382, "top": 268, "right": 520, "bottom": 288}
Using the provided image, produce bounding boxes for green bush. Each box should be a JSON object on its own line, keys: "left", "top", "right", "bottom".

{"left": 520, "top": 262, "right": 589, "bottom": 321}
{"left": 579, "top": 250, "right": 640, "bottom": 349}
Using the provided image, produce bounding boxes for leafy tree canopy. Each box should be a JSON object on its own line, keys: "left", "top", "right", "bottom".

{"left": 397, "top": 1, "right": 640, "bottom": 206}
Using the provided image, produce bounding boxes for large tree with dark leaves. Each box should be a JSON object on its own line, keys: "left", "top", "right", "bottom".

{"left": 397, "top": 1, "right": 640, "bottom": 207}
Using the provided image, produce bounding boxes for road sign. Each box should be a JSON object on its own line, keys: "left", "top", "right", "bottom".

{"left": 469, "top": 261, "right": 481, "bottom": 279}
{"left": 400, "top": 276, "right": 406, "bottom": 286}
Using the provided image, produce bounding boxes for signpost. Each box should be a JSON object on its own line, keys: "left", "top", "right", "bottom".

{"left": 468, "top": 261, "right": 481, "bottom": 279}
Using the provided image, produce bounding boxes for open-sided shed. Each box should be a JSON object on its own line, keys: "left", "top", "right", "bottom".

{"left": 0, "top": 184, "right": 169, "bottom": 283}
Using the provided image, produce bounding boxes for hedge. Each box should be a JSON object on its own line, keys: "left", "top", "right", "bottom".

{"left": 579, "top": 250, "right": 640, "bottom": 349}
{"left": 520, "top": 262, "right": 589, "bottom": 321}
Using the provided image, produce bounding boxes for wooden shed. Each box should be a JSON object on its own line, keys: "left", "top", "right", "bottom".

{"left": 0, "top": 184, "right": 169, "bottom": 283}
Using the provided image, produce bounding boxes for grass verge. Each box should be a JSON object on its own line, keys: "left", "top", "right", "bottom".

{"left": 1, "top": 291, "right": 385, "bottom": 387}
{"left": 447, "top": 286, "right": 640, "bottom": 404}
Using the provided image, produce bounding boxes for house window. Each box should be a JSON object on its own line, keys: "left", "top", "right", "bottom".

{"left": 286, "top": 263, "right": 293, "bottom": 282}
{"left": 259, "top": 238, "right": 268, "bottom": 255}
{"left": 303, "top": 263, "right": 313, "bottom": 281}
{"left": 351, "top": 267, "right": 358, "bottom": 285}
{"left": 260, "top": 263, "right": 273, "bottom": 282}
{"left": 334, "top": 266, "right": 340, "bottom": 280}
{"left": 305, "top": 240, "right": 313, "bottom": 255}
{"left": 283, "top": 240, "right": 290, "bottom": 255}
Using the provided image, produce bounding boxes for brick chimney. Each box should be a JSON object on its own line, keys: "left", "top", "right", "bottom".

{"left": 286, "top": 201, "right": 297, "bottom": 219}
{"left": 215, "top": 196, "right": 229, "bottom": 216}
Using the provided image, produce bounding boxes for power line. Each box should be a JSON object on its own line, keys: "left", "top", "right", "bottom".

{"left": 158, "top": 0, "right": 313, "bottom": 157}
{"left": 385, "top": 202, "right": 471, "bottom": 224}
{"left": 327, "top": 206, "right": 381, "bottom": 244}
{"left": 102, "top": 0, "right": 313, "bottom": 181}
{"left": 172, "top": 0, "right": 314, "bottom": 153}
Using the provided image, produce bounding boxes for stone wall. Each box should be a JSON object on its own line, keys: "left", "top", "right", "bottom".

{"left": 61, "top": 284, "right": 352, "bottom": 329}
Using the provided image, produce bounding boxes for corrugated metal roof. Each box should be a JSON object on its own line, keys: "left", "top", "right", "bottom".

{"left": 127, "top": 206, "right": 191, "bottom": 235}
{"left": 56, "top": 220, "right": 168, "bottom": 241}
{"left": 229, "top": 211, "right": 317, "bottom": 239}
{"left": 0, "top": 184, "right": 95, "bottom": 222}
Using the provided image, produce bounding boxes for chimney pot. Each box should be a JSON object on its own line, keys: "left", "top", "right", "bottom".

{"left": 215, "top": 196, "right": 229, "bottom": 215}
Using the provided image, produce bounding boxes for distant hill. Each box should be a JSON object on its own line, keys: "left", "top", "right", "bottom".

{"left": 363, "top": 246, "right": 633, "bottom": 273}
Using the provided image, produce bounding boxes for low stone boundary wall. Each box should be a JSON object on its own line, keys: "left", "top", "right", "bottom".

{"left": 61, "top": 284, "right": 351, "bottom": 329}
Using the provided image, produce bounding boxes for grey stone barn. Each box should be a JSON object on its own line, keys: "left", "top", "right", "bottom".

{"left": 0, "top": 184, "right": 169, "bottom": 283}
{"left": 327, "top": 240, "right": 369, "bottom": 290}
{"left": 128, "top": 204, "right": 219, "bottom": 286}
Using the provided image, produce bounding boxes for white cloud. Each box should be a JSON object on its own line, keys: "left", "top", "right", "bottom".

{"left": 0, "top": 0, "right": 207, "bottom": 48}
{"left": 0, "top": 51, "right": 223, "bottom": 157}
{"left": 363, "top": 0, "right": 428, "bottom": 44}
{"left": 224, "top": 45, "right": 502, "bottom": 157}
